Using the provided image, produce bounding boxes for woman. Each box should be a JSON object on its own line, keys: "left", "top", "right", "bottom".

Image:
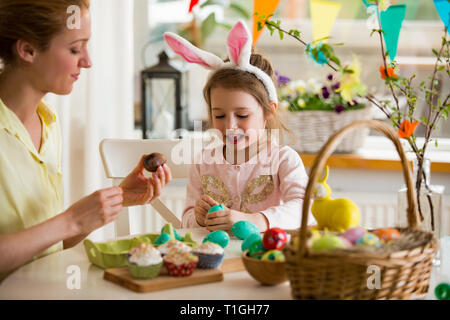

{"left": 0, "top": 0, "right": 171, "bottom": 280}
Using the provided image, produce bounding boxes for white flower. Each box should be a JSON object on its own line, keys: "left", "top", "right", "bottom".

{"left": 306, "top": 78, "right": 322, "bottom": 94}
{"left": 279, "top": 100, "right": 290, "bottom": 111}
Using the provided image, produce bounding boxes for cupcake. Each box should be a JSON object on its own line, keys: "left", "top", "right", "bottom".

{"left": 127, "top": 243, "right": 163, "bottom": 279}
{"left": 157, "top": 239, "right": 192, "bottom": 256}
{"left": 192, "top": 241, "right": 224, "bottom": 269}
{"left": 163, "top": 248, "right": 198, "bottom": 277}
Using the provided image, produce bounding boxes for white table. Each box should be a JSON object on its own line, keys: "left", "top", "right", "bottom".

{"left": 0, "top": 230, "right": 448, "bottom": 300}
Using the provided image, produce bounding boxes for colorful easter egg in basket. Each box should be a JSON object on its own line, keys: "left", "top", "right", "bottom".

{"left": 355, "top": 233, "right": 381, "bottom": 248}
{"left": 341, "top": 227, "right": 366, "bottom": 245}
{"left": 262, "top": 228, "right": 288, "bottom": 250}
{"left": 241, "top": 233, "right": 262, "bottom": 252}
{"left": 371, "top": 228, "right": 400, "bottom": 243}
{"left": 261, "top": 250, "right": 285, "bottom": 262}
{"left": 311, "top": 234, "right": 349, "bottom": 252}
{"left": 248, "top": 239, "right": 267, "bottom": 259}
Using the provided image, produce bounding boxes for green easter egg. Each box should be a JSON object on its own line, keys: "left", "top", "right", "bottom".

{"left": 208, "top": 204, "right": 225, "bottom": 213}
{"left": 232, "top": 221, "right": 260, "bottom": 240}
{"left": 241, "top": 233, "right": 262, "bottom": 252}
{"left": 311, "top": 234, "right": 346, "bottom": 252}
{"left": 202, "top": 230, "right": 230, "bottom": 248}
{"left": 154, "top": 233, "right": 172, "bottom": 245}
{"left": 248, "top": 239, "right": 266, "bottom": 259}
{"left": 261, "top": 250, "right": 285, "bottom": 262}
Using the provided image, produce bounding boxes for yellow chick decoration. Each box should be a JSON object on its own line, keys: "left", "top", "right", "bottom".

{"left": 312, "top": 166, "right": 360, "bottom": 233}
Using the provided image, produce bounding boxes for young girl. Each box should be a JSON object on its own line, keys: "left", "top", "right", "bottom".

{"left": 164, "top": 21, "right": 310, "bottom": 232}
{"left": 0, "top": 0, "right": 171, "bottom": 280}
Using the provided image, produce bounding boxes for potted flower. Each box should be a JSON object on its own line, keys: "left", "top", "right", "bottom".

{"left": 276, "top": 72, "right": 373, "bottom": 153}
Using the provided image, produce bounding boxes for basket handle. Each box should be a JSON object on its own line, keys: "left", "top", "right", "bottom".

{"left": 297, "top": 120, "right": 420, "bottom": 256}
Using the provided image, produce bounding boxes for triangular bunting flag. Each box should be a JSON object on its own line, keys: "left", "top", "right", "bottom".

{"left": 252, "top": 0, "right": 282, "bottom": 46}
{"left": 310, "top": 0, "right": 342, "bottom": 43}
{"left": 380, "top": 4, "right": 406, "bottom": 62}
{"left": 433, "top": 0, "right": 450, "bottom": 30}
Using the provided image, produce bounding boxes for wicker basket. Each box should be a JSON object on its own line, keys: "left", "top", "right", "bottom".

{"left": 279, "top": 107, "right": 372, "bottom": 153}
{"left": 283, "top": 120, "right": 438, "bottom": 300}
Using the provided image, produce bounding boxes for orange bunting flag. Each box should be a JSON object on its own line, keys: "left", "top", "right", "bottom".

{"left": 398, "top": 119, "right": 419, "bottom": 139}
{"left": 252, "top": 0, "right": 282, "bottom": 46}
{"left": 379, "top": 66, "right": 398, "bottom": 80}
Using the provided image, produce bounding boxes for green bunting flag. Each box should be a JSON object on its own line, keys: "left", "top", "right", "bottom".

{"left": 433, "top": 0, "right": 450, "bottom": 30}
{"left": 380, "top": 4, "right": 406, "bottom": 62}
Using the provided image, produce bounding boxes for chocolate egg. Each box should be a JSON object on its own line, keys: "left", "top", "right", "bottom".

{"left": 232, "top": 221, "right": 260, "bottom": 240}
{"left": 202, "top": 230, "right": 230, "bottom": 248}
{"left": 143, "top": 153, "right": 166, "bottom": 172}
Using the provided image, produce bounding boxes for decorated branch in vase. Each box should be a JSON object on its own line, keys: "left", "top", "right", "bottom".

{"left": 256, "top": 0, "right": 450, "bottom": 229}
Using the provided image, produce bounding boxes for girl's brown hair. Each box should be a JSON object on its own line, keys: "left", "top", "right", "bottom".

{"left": 203, "top": 50, "right": 293, "bottom": 142}
{"left": 0, "top": 0, "right": 90, "bottom": 68}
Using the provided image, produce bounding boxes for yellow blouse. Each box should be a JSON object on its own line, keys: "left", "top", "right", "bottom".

{"left": 0, "top": 98, "right": 64, "bottom": 280}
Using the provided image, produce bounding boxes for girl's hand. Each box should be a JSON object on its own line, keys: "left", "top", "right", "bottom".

{"left": 205, "top": 207, "right": 244, "bottom": 231}
{"left": 194, "top": 195, "right": 218, "bottom": 227}
{"left": 65, "top": 187, "right": 124, "bottom": 236}
{"left": 119, "top": 156, "right": 172, "bottom": 207}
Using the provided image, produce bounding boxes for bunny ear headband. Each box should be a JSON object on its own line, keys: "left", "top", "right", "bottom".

{"left": 163, "top": 20, "right": 278, "bottom": 104}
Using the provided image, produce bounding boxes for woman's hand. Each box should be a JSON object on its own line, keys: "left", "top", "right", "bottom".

{"left": 194, "top": 195, "right": 218, "bottom": 227}
{"left": 65, "top": 187, "right": 124, "bottom": 236}
{"left": 204, "top": 207, "right": 245, "bottom": 231}
{"left": 119, "top": 155, "right": 172, "bottom": 207}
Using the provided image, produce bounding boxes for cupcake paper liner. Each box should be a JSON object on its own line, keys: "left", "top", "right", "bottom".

{"left": 127, "top": 261, "right": 163, "bottom": 279}
{"left": 164, "top": 260, "right": 198, "bottom": 277}
{"left": 193, "top": 253, "right": 224, "bottom": 269}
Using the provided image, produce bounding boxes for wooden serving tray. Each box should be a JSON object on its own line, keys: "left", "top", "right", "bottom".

{"left": 104, "top": 266, "right": 224, "bottom": 293}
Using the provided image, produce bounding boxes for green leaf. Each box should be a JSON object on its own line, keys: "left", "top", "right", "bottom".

{"left": 257, "top": 21, "right": 263, "bottom": 31}
{"left": 278, "top": 29, "right": 284, "bottom": 40}
{"left": 200, "top": 13, "right": 217, "bottom": 43}
{"left": 432, "top": 49, "right": 439, "bottom": 56}
{"left": 229, "top": 2, "right": 250, "bottom": 19}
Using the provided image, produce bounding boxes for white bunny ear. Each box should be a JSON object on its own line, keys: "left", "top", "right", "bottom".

{"left": 227, "top": 20, "right": 252, "bottom": 67}
{"left": 163, "top": 32, "right": 223, "bottom": 70}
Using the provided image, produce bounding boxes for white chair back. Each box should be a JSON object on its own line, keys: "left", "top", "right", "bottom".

{"left": 99, "top": 138, "right": 198, "bottom": 237}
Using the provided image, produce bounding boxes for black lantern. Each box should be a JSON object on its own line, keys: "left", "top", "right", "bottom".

{"left": 141, "top": 51, "right": 187, "bottom": 139}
